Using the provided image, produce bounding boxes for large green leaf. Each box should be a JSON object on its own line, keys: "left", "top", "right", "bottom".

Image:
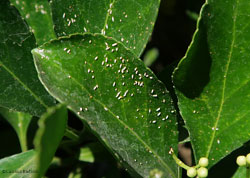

{"left": 32, "top": 33, "right": 178, "bottom": 177}
{"left": 0, "top": 0, "right": 55, "bottom": 116}
{"left": 34, "top": 104, "right": 67, "bottom": 178}
{"left": 232, "top": 167, "right": 246, "bottom": 178}
{"left": 0, "top": 150, "right": 36, "bottom": 178}
{"left": 10, "top": 0, "right": 56, "bottom": 45}
{"left": 173, "top": 0, "right": 250, "bottom": 167}
{"left": 0, "top": 108, "right": 32, "bottom": 152}
{"left": 51, "top": 0, "right": 160, "bottom": 56}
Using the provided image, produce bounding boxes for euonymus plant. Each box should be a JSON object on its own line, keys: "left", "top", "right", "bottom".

{"left": 0, "top": 0, "right": 249, "bottom": 178}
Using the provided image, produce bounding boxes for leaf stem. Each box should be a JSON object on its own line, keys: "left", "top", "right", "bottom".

{"left": 247, "top": 166, "right": 250, "bottom": 178}
{"left": 19, "top": 134, "right": 28, "bottom": 152}
{"left": 169, "top": 147, "right": 191, "bottom": 170}
{"left": 64, "top": 128, "right": 79, "bottom": 141}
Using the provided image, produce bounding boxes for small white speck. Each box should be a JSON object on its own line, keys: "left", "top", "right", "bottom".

{"left": 116, "top": 91, "right": 121, "bottom": 98}
{"left": 93, "top": 85, "right": 99, "bottom": 90}
{"left": 124, "top": 90, "right": 129, "bottom": 97}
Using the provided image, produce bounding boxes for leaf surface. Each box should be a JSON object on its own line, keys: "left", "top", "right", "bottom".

{"left": 51, "top": 0, "right": 160, "bottom": 56}
{"left": 0, "top": 0, "right": 55, "bottom": 116}
{"left": 232, "top": 167, "right": 245, "bottom": 178}
{"left": 10, "top": 0, "right": 56, "bottom": 45}
{"left": 173, "top": 0, "right": 250, "bottom": 167}
{"left": 0, "top": 150, "right": 36, "bottom": 178}
{"left": 34, "top": 104, "right": 67, "bottom": 178}
{"left": 32, "top": 33, "right": 178, "bottom": 177}
{"left": 0, "top": 108, "right": 32, "bottom": 152}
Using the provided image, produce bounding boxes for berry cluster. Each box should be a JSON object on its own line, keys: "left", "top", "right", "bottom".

{"left": 187, "top": 157, "right": 208, "bottom": 178}
{"left": 236, "top": 153, "right": 250, "bottom": 167}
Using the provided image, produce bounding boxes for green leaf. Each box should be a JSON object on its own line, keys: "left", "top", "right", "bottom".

{"left": 32, "top": 33, "right": 178, "bottom": 177}
{"left": 0, "top": 0, "right": 55, "bottom": 116}
{"left": 144, "top": 48, "right": 159, "bottom": 67}
{"left": 173, "top": 0, "right": 250, "bottom": 167}
{"left": 0, "top": 150, "right": 37, "bottom": 178}
{"left": 79, "top": 147, "right": 95, "bottom": 163}
{"left": 232, "top": 167, "right": 246, "bottom": 178}
{"left": 68, "top": 168, "right": 82, "bottom": 178}
{"left": 34, "top": 104, "right": 67, "bottom": 178}
{"left": 10, "top": 0, "right": 56, "bottom": 45}
{"left": 0, "top": 108, "right": 32, "bottom": 152}
{"left": 51, "top": 0, "right": 160, "bottom": 56}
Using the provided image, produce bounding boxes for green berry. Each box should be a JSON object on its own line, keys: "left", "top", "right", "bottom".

{"left": 197, "top": 167, "right": 208, "bottom": 178}
{"left": 187, "top": 167, "right": 197, "bottom": 177}
{"left": 246, "top": 153, "right": 250, "bottom": 165}
{"left": 199, "top": 157, "right": 209, "bottom": 167}
{"left": 236, "top": 155, "right": 246, "bottom": 166}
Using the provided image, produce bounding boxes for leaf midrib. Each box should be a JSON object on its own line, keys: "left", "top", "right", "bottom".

{"left": 0, "top": 60, "right": 48, "bottom": 109}
{"left": 205, "top": 0, "right": 239, "bottom": 158}
{"left": 47, "top": 61, "right": 177, "bottom": 178}
{"left": 102, "top": 0, "right": 116, "bottom": 33}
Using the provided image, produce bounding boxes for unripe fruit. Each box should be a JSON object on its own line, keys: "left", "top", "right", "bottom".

{"left": 199, "top": 157, "right": 209, "bottom": 167}
{"left": 236, "top": 155, "right": 246, "bottom": 166}
{"left": 187, "top": 167, "right": 197, "bottom": 177}
{"left": 246, "top": 153, "right": 250, "bottom": 164}
{"left": 197, "top": 167, "right": 208, "bottom": 178}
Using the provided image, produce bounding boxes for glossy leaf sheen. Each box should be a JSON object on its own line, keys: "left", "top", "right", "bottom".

{"left": 32, "top": 34, "right": 178, "bottom": 177}
{"left": 0, "top": 150, "right": 36, "bottom": 178}
{"left": 34, "top": 104, "right": 67, "bottom": 178}
{"left": 0, "top": 108, "right": 32, "bottom": 152}
{"left": 51, "top": 0, "right": 160, "bottom": 57}
{"left": 0, "top": 1, "right": 55, "bottom": 116}
{"left": 174, "top": 0, "right": 250, "bottom": 167}
{"left": 10, "top": 0, "right": 56, "bottom": 45}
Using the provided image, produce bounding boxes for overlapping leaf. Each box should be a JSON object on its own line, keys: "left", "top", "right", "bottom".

{"left": 32, "top": 33, "right": 178, "bottom": 177}
{"left": 0, "top": 150, "right": 36, "bottom": 178}
{"left": 0, "top": 108, "right": 32, "bottom": 152}
{"left": 51, "top": 0, "right": 160, "bottom": 56}
{"left": 10, "top": 0, "right": 56, "bottom": 45}
{"left": 0, "top": 1, "right": 55, "bottom": 116}
{"left": 174, "top": 0, "right": 250, "bottom": 167}
{"left": 34, "top": 104, "right": 67, "bottom": 178}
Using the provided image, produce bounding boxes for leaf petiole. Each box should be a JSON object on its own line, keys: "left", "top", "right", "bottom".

{"left": 169, "top": 147, "right": 191, "bottom": 170}
{"left": 64, "top": 128, "right": 79, "bottom": 141}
